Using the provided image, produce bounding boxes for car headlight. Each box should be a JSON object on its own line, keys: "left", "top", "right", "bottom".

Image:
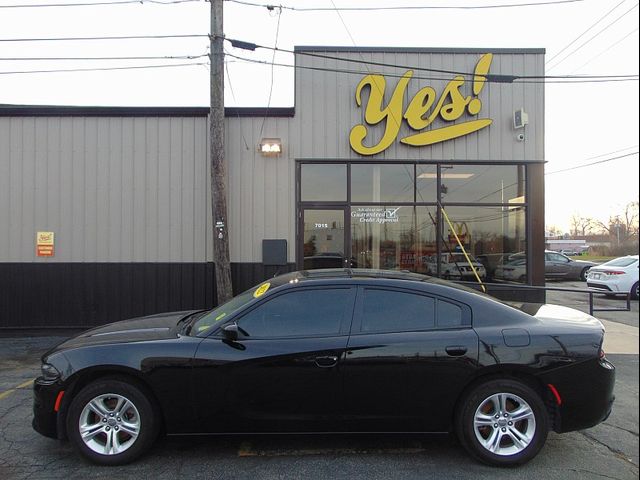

{"left": 41, "top": 363, "right": 61, "bottom": 381}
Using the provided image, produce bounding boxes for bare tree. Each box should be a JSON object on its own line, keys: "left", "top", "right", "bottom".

{"left": 593, "top": 201, "right": 639, "bottom": 243}
{"left": 569, "top": 214, "right": 595, "bottom": 237}
{"left": 545, "top": 225, "right": 564, "bottom": 238}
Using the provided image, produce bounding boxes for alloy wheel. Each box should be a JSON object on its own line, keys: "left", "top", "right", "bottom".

{"left": 473, "top": 392, "right": 536, "bottom": 456}
{"left": 78, "top": 393, "right": 141, "bottom": 456}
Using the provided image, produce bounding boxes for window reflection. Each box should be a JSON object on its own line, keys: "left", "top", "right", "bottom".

{"left": 439, "top": 164, "right": 526, "bottom": 204}
{"left": 301, "top": 164, "right": 347, "bottom": 202}
{"left": 351, "top": 164, "right": 415, "bottom": 203}
{"left": 351, "top": 206, "right": 436, "bottom": 273}
{"left": 441, "top": 206, "right": 527, "bottom": 283}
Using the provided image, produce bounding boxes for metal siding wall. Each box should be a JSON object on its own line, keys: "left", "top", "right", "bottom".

{"left": 0, "top": 116, "right": 207, "bottom": 263}
{"left": 223, "top": 115, "right": 296, "bottom": 263}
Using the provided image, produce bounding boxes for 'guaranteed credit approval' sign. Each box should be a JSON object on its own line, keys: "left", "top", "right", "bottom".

{"left": 350, "top": 53, "right": 493, "bottom": 156}
{"left": 36, "top": 231, "right": 55, "bottom": 257}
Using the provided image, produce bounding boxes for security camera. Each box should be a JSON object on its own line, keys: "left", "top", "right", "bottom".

{"left": 517, "top": 133, "right": 525, "bottom": 141}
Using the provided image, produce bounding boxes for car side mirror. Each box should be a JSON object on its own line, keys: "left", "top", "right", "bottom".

{"left": 222, "top": 323, "right": 240, "bottom": 342}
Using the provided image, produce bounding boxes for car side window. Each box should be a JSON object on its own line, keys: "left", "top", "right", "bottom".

{"left": 437, "top": 299, "right": 463, "bottom": 328}
{"left": 360, "top": 288, "right": 436, "bottom": 333}
{"left": 550, "top": 253, "right": 569, "bottom": 263}
{"left": 237, "top": 288, "right": 352, "bottom": 338}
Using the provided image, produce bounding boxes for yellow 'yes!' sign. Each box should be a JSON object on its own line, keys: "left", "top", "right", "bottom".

{"left": 350, "top": 54, "right": 493, "bottom": 156}
{"left": 253, "top": 282, "right": 271, "bottom": 298}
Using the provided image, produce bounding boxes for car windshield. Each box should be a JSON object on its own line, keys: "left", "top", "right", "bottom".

{"left": 602, "top": 257, "right": 638, "bottom": 267}
{"left": 450, "top": 254, "right": 477, "bottom": 263}
{"left": 189, "top": 274, "right": 296, "bottom": 335}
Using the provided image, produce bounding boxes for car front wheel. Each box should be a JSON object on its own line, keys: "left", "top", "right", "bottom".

{"left": 66, "top": 378, "right": 159, "bottom": 465}
{"left": 455, "top": 379, "right": 548, "bottom": 466}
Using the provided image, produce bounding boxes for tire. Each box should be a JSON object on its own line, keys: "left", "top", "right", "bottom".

{"left": 632, "top": 282, "right": 639, "bottom": 300}
{"left": 455, "top": 379, "right": 549, "bottom": 467}
{"left": 580, "top": 268, "right": 590, "bottom": 282}
{"left": 66, "top": 378, "right": 159, "bottom": 465}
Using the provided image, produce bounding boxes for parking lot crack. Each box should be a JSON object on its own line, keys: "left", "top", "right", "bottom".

{"left": 603, "top": 422, "right": 639, "bottom": 438}
{"left": 579, "top": 430, "right": 639, "bottom": 468}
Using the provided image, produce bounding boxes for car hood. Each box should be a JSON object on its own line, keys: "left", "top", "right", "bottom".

{"left": 44, "top": 310, "right": 201, "bottom": 356}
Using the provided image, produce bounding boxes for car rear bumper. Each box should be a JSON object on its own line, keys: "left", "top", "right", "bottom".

{"left": 33, "top": 377, "right": 63, "bottom": 439}
{"left": 539, "top": 357, "right": 615, "bottom": 433}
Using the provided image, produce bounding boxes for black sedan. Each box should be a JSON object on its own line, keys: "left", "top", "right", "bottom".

{"left": 33, "top": 269, "right": 615, "bottom": 467}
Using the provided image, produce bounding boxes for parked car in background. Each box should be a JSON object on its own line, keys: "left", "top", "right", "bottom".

{"left": 545, "top": 250, "right": 597, "bottom": 281}
{"left": 587, "top": 255, "right": 639, "bottom": 299}
{"left": 494, "top": 257, "right": 527, "bottom": 282}
{"left": 425, "top": 253, "right": 486, "bottom": 280}
{"left": 559, "top": 249, "right": 579, "bottom": 256}
{"left": 33, "top": 269, "right": 615, "bottom": 467}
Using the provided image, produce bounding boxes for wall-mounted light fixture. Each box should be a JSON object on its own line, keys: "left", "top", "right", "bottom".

{"left": 259, "top": 138, "right": 282, "bottom": 156}
{"left": 513, "top": 108, "right": 528, "bottom": 129}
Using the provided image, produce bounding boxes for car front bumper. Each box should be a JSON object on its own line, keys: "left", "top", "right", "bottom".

{"left": 32, "top": 377, "right": 64, "bottom": 439}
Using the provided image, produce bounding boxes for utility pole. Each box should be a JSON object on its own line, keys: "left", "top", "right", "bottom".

{"left": 210, "top": 0, "right": 233, "bottom": 304}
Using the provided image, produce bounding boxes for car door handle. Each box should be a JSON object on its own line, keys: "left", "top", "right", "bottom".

{"left": 445, "top": 346, "right": 468, "bottom": 357}
{"left": 314, "top": 355, "right": 339, "bottom": 368}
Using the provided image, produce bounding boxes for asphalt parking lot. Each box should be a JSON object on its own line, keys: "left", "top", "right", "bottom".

{"left": 0, "top": 284, "right": 637, "bottom": 480}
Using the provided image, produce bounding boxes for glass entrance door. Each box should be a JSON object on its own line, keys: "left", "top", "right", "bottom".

{"left": 300, "top": 208, "right": 350, "bottom": 270}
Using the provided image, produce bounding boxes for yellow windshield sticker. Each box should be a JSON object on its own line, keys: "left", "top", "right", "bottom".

{"left": 197, "top": 325, "right": 210, "bottom": 332}
{"left": 215, "top": 312, "right": 227, "bottom": 322}
{"left": 253, "top": 282, "right": 271, "bottom": 298}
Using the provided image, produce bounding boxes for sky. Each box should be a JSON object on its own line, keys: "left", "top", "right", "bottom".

{"left": 0, "top": 0, "right": 638, "bottom": 234}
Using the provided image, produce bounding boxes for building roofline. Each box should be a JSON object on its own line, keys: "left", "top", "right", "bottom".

{"left": 294, "top": 46, "right": 545, "bottom": 54}
{"left": 0, "top": 105, "right": 295, "bottom": 118}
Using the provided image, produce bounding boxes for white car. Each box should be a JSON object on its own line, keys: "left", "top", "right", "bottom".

{"left": 425, "top": 253, "right": 487, "bottom": 280}
{"left": 494, "top": 258, "right": 527, "bottom": 282}
{"left": 587, "top": 255, "right": 639, "bottom": 299}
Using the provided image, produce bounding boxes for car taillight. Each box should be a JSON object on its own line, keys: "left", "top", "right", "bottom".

{"left": 599, "top": 348, "right": 606, "bottom": 359}
{"left": 605, "top": 271, "right": 625, "bottom": 275}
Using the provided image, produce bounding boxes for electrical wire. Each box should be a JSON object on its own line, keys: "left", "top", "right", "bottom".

{"left": 546, "top": 2, "right": 639, "bottom": 72}
{"left": 546, "top": 151, "right": 639, "bottom": 175}
{"left": 225, "top": 51, "right": 638, "bottom": 84}
{"left": 0, "top": 54, "right": 208, "bottom": 61}
{"left": 0, "top": 61, "right": 208, "bottom": 75}
{"left": 0, "top": 0, "right": 201, "bottom": 8}
{"left": 0, "top": 34, "right": 208, "bottom": 42}
{"left": 225, "top": 0, "right": 585, "bottom": 11}
{"left": 224, "top": 37, "right": 639, "bottom": 81}
{"left": 570, "top": 27, "right": 639, "bottom": 73}
{"left": 545, "top": 0, "right": 627, "bottom": 65}
{"left": 258, "top": 5, "right": 282, "bottom": 140}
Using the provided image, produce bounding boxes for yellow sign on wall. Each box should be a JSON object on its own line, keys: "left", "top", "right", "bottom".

{"left": 36, "top": 231, "right": 55, "bottom": 257}
{"left": 350, "top": 54, "right": 493, "bottom": 156}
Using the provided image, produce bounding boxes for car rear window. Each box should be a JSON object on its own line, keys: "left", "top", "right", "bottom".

{"left": 603, "top": 257, "right": 638, "bottom": 267}
{"left": 361, "top": 289, "right": 436, "bottom": 332}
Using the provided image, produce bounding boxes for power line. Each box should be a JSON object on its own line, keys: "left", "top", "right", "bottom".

{"left": 0, "top": 54, "right": 208, "bottom": 61}
{"left": 225, "top": 51, "right": 639, "bottom": 84}
{"left": 0, "top": 61, "right": 208, "bottom": 75}
{"left": 0, "top": 0, "right": 201, "bottom": 8}
{"left": 570, "top": 27, "right": 639, "bottom": 73}
{"left": 226, "top": 0, "right": 585, "bottom": 11}
{"left": 258, "top": 5, "right": 282, "bottom": 140}
{"left": 225, "top": 37, "right": 639, "bottom": 81}
{"left": 546, "top": 151, "right": 639, "bottom": 175}
{"left": 0, "top": 34, "right": 208, "bottom": 42}
{"left": 546, "top": 2, "right": 639, "bottom": 72}
{"left": 545, "top": 0, "right": 627, "bottom": 65}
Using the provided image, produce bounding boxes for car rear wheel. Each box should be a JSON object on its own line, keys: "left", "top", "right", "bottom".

{"left": 580, "top": 268, "right": 590, "bottom": 282}
{"left": 66, "top": 378, "right": 159, "bottom": 465}
{"left": 632, "top": 282, "right": 639, "bottom": 300}
{"left": 455, "top": 379, "right": 548, "bottom": 466}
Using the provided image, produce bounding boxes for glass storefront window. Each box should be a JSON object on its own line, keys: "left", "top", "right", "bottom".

{"left": 415, "top": 165, "right": 438, "bottom": 203}
{"left": 301, "top": 164, "right": 347, "bottom": 202}
{"left": 439, "top": 164, "right": 526, "bottom": 204}
{"left": 438, "top": 205, "right": 527, "bottom": 283}
{"left": 351, "top": 206, "right": 436, "bottom": 273}
{"left": 351, "top": 164, "right": 415, "bottom": 203}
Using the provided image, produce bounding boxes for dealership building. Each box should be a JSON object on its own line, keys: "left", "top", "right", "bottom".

{"left": 0, "top": 46, "right": 545, "bottom": 330}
